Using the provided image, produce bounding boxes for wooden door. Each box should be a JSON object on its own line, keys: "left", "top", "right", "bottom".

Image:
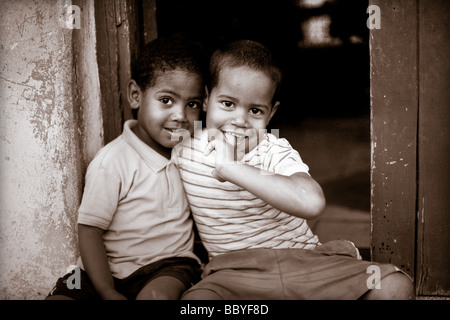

{"left": 93, "top": 0, "right": 157, "bottom": 144}
{"left": 370, "top": 0, "right": 450, "bottom": 297}
{"left": 415, "top": 0, "right": 450, "bottom": 296}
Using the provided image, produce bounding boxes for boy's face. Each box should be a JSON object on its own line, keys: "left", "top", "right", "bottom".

{"left": 130, "top": 69, "right": 203, "bottom": 158}
{"left": 204, "top": 66, "right": 279, "bottom": 155}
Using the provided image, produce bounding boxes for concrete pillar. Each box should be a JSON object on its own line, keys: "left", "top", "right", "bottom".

{"left": 0, "top": 0, "right": 103, "bottom": 299}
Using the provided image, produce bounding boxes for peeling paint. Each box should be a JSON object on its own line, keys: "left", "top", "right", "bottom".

{"left": 0, "top": 0, "right": 101, "bottom": 299}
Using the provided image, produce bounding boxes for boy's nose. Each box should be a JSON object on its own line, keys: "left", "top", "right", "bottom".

{"left": 170, "top": 104, "right": 186, "bottom": 122}
{"left": 230, "top": 109, "right": 248, "bottom": 127}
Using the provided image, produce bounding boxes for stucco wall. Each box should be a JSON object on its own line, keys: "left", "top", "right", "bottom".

{"left": 0, "top": 0, "right": 103, "bottom": 299}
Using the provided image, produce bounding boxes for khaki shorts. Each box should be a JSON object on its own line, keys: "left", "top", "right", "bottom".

{"left": 182, "top": 240, "right": 400, "bottom": 300}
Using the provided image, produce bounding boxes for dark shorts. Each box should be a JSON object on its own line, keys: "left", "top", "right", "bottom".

{"left": 183, "top": 240, "right": 406, "bottom": 300}
{"left": 47, "top": 257, "right": 202, "bottom": 300}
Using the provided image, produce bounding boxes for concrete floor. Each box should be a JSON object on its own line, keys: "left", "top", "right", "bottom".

{"left": 274, "top": 115, "right": 371, "bottom": 256}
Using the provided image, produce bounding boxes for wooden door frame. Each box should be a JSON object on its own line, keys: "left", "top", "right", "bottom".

{"left": 369, "top": 0, "right": 417, "bottom": 281}
{"left": 94, "top": 0, "right": 157, "bottom": 145}
{"left": 370, "top": 0, "right": 450, "bottom": 296}
{"left": 92, "top": 0, "right": 449, "bottom": 297}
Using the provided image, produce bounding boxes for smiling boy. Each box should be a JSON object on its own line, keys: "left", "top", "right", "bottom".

{"left": 172, "top": 39, "right": 414, "bottom": 300}
{"left": 47, "top": 36, "right": 205, "bottom": 300}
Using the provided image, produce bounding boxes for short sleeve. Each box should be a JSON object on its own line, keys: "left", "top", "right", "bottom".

{"left": 77, "top": 162, "right": 120, "bottom": 230}
{"left": 262, "top": 137, "right": 310, "bottom": 176}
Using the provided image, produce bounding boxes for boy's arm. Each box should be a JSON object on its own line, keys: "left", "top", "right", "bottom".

{"left": 215, "top": 163, "right": 325, "bottom": 219}
{"left": 78, "top": 224, "right": 127, "bottom": 300}
{"left": 205, "top": 138, "right": 326, "bottom": 219}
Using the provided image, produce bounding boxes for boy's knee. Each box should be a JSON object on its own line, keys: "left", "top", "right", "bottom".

{"left": 136, "top": 290, "right": 174, "bottom": 300}
{"left": 363, "top": 272, "right": 414, "bottom": 300}
{"left": 181, "top": 289, "right": 222, "bottom": 300}
{"left": 388, "top": 272, "right": 415, "bottom": 299}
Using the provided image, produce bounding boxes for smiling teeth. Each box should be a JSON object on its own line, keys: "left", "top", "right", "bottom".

{"left": 224, "top": 132, "right": 247, "bottom": 143}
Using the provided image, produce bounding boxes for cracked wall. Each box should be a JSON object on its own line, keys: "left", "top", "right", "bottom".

{"left": 0, "top": 0, "right": 103, "bottom": 299}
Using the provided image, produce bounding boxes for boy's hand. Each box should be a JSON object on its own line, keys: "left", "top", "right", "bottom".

{"left": 204, "top": 134, "right": 239, "bottom": 182}
{"left": 204, "top": 137, "right": 235, "bottom": 162}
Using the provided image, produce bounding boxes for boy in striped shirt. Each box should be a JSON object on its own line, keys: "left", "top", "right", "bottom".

{"left": 172, "top": 40, "right": 414, "bottom": 299}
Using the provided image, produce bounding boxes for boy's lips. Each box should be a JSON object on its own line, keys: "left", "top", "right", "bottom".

{"left": 164, "top": 127, "right": 189, "bottom": 142}
{"left": 164, "top": 127, "right": 185, "bottom": 133}
{"left": 223, "top": 130, "right": 249, "bottom": 144}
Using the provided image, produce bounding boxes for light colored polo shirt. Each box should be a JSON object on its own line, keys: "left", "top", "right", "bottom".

{"left": 77, "top": 120, "right": 198, "bottom": 279}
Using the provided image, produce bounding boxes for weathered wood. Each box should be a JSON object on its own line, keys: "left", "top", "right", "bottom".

{"left": 416, "top": 0, "right": 450, "bottom": 296}
{"left": 116, "top": 0, "right": 141, "bottom": 122}
{"left": 94, "top": 0, "right": 123, "bottom": 144}
{"left": 94, "top": 0, "right": 147, "bottom": 142}
{"left": 369, "top": 0, "right": 417, "bottom": 279}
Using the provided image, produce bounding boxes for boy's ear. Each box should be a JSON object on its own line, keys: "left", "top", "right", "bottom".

{"left": 268, "top": 101, "right": 280, "bottom": 123}
{"left": 202, "top": 86, "right": 209, "bottom": 112}
{"left": 128, "top": 80, "right": 142, "bottom": 110}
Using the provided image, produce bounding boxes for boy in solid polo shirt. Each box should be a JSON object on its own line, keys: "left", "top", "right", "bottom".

{"left": 46, "top": 36, "right": 206, "bottom": 300}
{"left": 173, "top": 40, "right": 414, "bottom": 300}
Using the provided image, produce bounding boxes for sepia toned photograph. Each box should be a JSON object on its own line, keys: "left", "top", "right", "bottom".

{"left": 0, "top": 0, "right": 448, "bottom": 309}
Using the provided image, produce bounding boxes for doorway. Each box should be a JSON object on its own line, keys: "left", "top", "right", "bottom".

{"left": 93, "top": 0, "right": 450, "bottom": 296}
{"left": 154, "top": 0, "right": 372, "bottom": 258}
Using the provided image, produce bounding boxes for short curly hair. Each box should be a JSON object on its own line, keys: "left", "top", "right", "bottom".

{"left": 208, "top": 39, "right": 282, "bottom": 103}
{"left": 132, "top": 35, "right": 207, "bottom": 90}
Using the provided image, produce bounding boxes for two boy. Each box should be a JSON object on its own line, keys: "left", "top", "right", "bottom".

{"left": 48, "top": 36, "right": 414, "bottom": 300}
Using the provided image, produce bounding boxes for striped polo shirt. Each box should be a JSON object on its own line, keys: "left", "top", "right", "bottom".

{"left": 172, "top": 129, "right": 320, "bottom": 259}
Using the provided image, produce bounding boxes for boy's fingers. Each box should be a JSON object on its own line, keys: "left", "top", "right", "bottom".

{"left": 204, "top": 140, "right": 217, "bottom": 156}
{"left": 204, "top": 138, "right": 227, "bottom": 156}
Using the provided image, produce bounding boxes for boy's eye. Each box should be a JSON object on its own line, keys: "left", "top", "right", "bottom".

{"left": 187, "top": 101, "right": 200, "bottom": 109}
{"left": 222, "top": 101, "right": 234, "bottom": 108}
{"left": 250, "top": 108, "right": 263, "bottom": 115}
{"left": 160, "top": 98, "right": 173, "bottom": 105}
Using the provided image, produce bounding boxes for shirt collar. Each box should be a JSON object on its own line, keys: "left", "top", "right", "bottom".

{"left": 122, "top": 120, "right": 169, "bottom": 172}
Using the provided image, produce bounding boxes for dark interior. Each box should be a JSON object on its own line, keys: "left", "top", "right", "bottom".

{"left": 155, "top": 0, "right": 371, "bottom": 257}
